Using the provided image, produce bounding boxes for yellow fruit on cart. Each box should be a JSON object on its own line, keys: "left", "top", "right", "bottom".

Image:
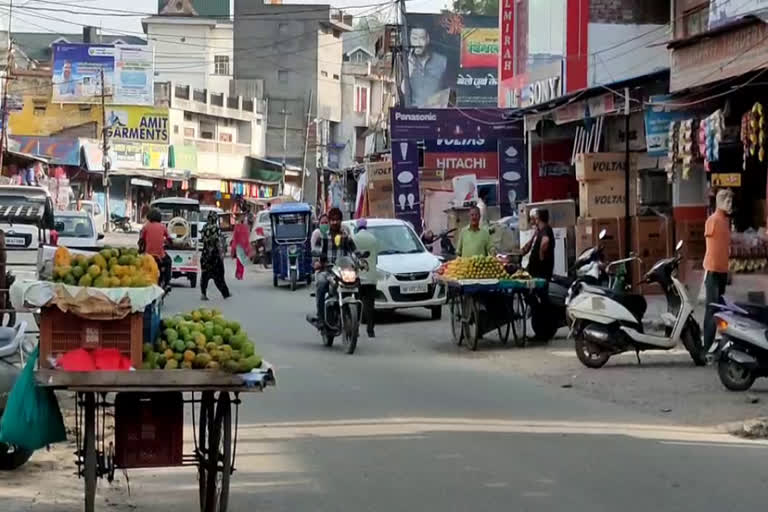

{"left": 87, "top": 265, "right": 101, "bottom": 278}
{"left": 183, "top": 350, "right": 196, "bottom": 362}
{"left": 164, "top": 349, "right": 174, "bottom": 360}
{"left": 54, "top": 246, "right": 72, "bottom": 267}
{"left": 93, "top": 276, "right": 108, "bottom": 288}
{"left": 110, "top": 276, "right": 121, "bottom": 288}
{"left": 92, "top": 254, "right": 107, "bottom": 269}
{"left": 78, "top": 274, "right": 93, "bottom": 287}
{"left": 120, "top": 275, "right": 132, "bottom": 287}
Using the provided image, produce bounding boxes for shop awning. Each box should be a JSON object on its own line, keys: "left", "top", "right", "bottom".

{"left": 81, "top": 142, "right": 104, "bottom": 172}
{"left": 196, "top": 178, "right": 222, "bottom": 191}
{"left": 109, "top": 169, "right": 165, "bottom": 179}
{"left": 244, "top": 156, "right": 294, "bottom": 184}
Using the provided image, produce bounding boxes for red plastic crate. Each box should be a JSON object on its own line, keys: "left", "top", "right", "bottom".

{"left": 114, "top": 392, "right": 184, "bottom": 468}
{"left": 39, "top": 307, "right": 143, "bottom": 369}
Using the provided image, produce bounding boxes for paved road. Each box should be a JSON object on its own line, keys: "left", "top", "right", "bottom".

{"left": 104, "top": 262, "right": 766, "bottom": 512}
{"left": 8, "top": 258, "right": 768, "bottom": 511}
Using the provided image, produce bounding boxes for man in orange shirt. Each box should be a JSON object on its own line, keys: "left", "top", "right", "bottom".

{"left": 139, "top": 208, "right": 172, "bottom": 286}
{"left": 703, "top": 189, "right": 733, "bottom": 352}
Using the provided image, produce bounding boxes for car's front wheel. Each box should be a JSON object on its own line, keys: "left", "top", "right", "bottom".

{"left": 430, "top": 306, "right": 442, "bottom": 320}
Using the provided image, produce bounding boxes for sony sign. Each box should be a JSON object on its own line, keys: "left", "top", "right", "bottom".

{"left": 507, "top": 60, "right": 564, "bottom": 108}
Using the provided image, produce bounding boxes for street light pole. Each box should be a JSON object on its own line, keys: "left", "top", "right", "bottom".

{"left": 101, "top": 68, "right": 111, "bottom": 233}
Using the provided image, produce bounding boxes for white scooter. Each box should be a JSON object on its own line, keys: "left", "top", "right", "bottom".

{"left": 566, "top": 240, "right": 706, "bottom": 368}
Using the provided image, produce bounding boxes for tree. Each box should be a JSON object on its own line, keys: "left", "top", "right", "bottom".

{"left": 452, "top": 0, "right": 499, "bottom": 16}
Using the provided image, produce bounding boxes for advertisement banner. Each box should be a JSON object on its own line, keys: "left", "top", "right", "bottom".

{"left": 105, "top": 107, "right": 169, "bottom": 144}
{"left": 424, "top": 137, "right": 497, "bottom": 153}
{"left": 390, "top": 108, "right": 522, "bottom": 141}
{"left": 643, "top": 95, "right": 696, "bottom": 157}
{"left": 461, "top": 28, "right": 499, "bottom": 68}
{"left": 391, "top": 140, "right": 422, "bottom": 232}
{"left": 52, "top": 44, "right": 114, "bottom": 104}
{"left": 709, "top": 0, "right": 768, "bottom": 29}
{"left": 52, "top": 43, "right": 153, "bottom": 105}
{"left": 109, "top": 142, "right": 168, "bottom": 170}
{"left": 405, "top": 13, "right": 498, "bottom": 108}
{"left": 114, "top": 45, "right": 154, "bottom": 106}
{"left": 10, "top": 136, "right": 81, "bottom": 165}
{"left": 498, "top": 138, "right": 527, "bottom": 216}
{"left": 423, "top": 151, "right": 499, "bottom": 180}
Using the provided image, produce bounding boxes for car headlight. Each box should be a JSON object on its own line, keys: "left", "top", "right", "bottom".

{"left": 378, "top": 268, "right": 392, "bottom": 280}
{"left": 341, "top": 268, "right": 357, "bottom": 283}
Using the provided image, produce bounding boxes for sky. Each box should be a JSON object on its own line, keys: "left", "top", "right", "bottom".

{"left": 2, "top": 0, "right": 448, "bottom": 36}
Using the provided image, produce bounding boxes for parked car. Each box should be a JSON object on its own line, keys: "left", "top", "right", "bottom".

{"left": 53, "top": 210, "right": 104, "bottom": 249}
{"left": 0, "top": 186, "right": 56, "bottom": 281}
{"left": 70, "top": 200, "right": 105, "bottom": 234}
{"left": 344, "top": 218, "right": 446, "bottom": 319}
{"left": 198, "top": 206, "right": 224, "bottom": 249}
{"left": 250, "top": 209, "right": 272, "bottom": 264}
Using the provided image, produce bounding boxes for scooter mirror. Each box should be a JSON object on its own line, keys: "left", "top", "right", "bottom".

{"left": 676, "top": 240, "right": 684, "bottom": 251}
{"left": 598, "top": 229, "right": 607, "bottom": 240}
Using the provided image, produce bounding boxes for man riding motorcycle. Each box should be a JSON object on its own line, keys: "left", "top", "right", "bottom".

{"left": 310, "top": 208, "right": 356, "bottom": 331}
{"left": 138, "top": 208, "right": 172, "bottom": 287}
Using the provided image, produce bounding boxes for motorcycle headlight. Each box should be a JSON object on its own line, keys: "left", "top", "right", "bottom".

{"left": 288, "top": 245, "right": 298, "bottom": 254}
{"left": 341, "top": 268, "right": 357, "bottom": 283}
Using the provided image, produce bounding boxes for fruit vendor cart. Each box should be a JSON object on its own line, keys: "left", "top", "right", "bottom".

{"left": 36, "top": 367, "right": 275, "bottom": 512}
{"left": 444, "top": 277, "right": 547, "bottom": 351}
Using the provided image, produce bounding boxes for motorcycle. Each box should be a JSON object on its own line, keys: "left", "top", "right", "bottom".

{"left": 110, "top": 213, "right": 132, "bottom": 233}
{"left": 421, "top": 228, "right": 457, "bottom": 260}
{"left": 307, "top": 252, "right": 369, "bottom": 355}
{"left": 566, "top": 240, "right": 706, "bottom": 368}
{"left": 251, "top": 235, "right": 271, "bottom": 268}
{"left": 712, "top": 300, "right": 768, "bottom": 391}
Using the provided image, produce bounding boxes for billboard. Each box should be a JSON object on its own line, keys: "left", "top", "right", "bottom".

{"left": 709, "top": 0, "right": 768, "bottom": 29}
{"left": 405, "top": 13, "right": 498, "bottom": 108}
{"left": 105, "top": 107, "right": 169, "bottom": 144}
{"left": 52, "top": 43, "right": 154, "bottom": 105}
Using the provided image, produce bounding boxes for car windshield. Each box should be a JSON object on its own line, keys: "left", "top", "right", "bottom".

{"left": 369, "top": 225, "right": 424, "bottom": 255}
{"left": 55, "top": 215, "right": 94, "bottom": 238}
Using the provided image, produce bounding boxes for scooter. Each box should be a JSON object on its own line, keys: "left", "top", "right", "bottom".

{"left": 566, "top": 240, "right": 706, "bottom": 368}
{"left": 110, "top": 213, "right": 132, "bottom": 233}
{"left": 307, "top": 252, "right": 369, "bottom": 355}
{"left": 712, "top": 300, "right": 768, "bottom": 391}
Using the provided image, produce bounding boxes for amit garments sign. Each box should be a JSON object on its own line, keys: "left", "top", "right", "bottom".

{"left": 105, "top": 107, "right": 169, "bottom": 144}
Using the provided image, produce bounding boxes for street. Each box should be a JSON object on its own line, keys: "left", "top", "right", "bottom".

{"left": 4, "top": 257, "right": 768, "bottom": 511}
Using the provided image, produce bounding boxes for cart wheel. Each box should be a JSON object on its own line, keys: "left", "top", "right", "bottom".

{"left": 511, "top": 293, "right": 527, "bottom": 347}
{"left": 465, "top": 298, "right": 481, "bottom": 351}
{"left": 497, "top": 321, "right": 511, "bottom": 344}
{"left": 449, "top": 297, "right": 464, "bottom": 346}
{"left": 204, "top": 392, "right": 232, "bottom": 512}
{"left": 198, "top": 392, "right": 215, "bottom": 512}
{"left": 83, "top": 393, "right": 97, "bottom": 512}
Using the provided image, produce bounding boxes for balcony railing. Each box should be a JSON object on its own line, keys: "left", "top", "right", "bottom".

{"left": 167, "top": 82, "right": 265, "bottom": 117}
{"left": 174, "top": 84, "right": 190, "bottom": 100}
{"left": 193, "top": 88, "right": 207, "bottom": 102}
{"left": 210, "top": 92, "right": 224, "bottom": 107}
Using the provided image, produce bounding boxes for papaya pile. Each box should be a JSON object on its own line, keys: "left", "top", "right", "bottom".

{"left": 142, "top": 308, "right": 261, "bottom": 374}
{"left": 50, "top": 246, "right": 159, "bottom": 288}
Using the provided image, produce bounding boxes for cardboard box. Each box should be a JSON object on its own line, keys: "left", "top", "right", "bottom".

{"left": 575, "top": 217, "right": 626, "bottom": 263}
{"left": 631, "top": 215, "right": 674, "bottom": 261}
{"left": 676, "top": 220, "right": 705, "bottom": 259}
{"left": 518, "top": 200, "right": 577, "bottom": 229}
{"left": 575, "top": 152, "right": 638, "bottom": 181}
{"left": 578, "top": 175, "right": 637, "bottom": 218}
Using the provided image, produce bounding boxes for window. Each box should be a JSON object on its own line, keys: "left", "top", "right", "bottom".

{"left": 173, "top": 125, "right": 179, "bottom": 134}
{"left": 201, "top": 130, "right": 214, "bottom": 140}
{"left": 354, "top": 84, "right": 368, "bottom": 113}
{"left": 321, "top": 70, "right": 328, "bottom": 77}
{"left": 184, "top": 111, "right": 193, "bottom": 121}
{"left": 352, "top": 51, "right": 368, "bottom": 64}
{"left": 219, "top": 132, "right": 232, "bottom": 142}
{"left": 214, "top": 55, "right": 230, "bottom": 76}
{"left": 33, "top": 101, "right": 46, "bottom": 116}
{"left": 683, "top": 6, "right": 708, "bottom": 38}
{"left": 278, "top": 70, "right": 290, "bottom": 82}
{"left": 184, "top": 127, "right": 195, "bottom": 137}
{"left": 333, "top": 73, "right": 339, "bottom": 80}
{"left": 79, "top": 104, "right": 91, "bottom": 112}
{"left": 332, "top": 29, "right": 341, "bottom": 39}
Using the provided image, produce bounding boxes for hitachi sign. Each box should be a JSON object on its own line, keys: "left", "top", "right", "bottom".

{"left": 435, "top": 157, "right": 487, "bottom": 169}
{"left": 436, "top": 138, "right": 486, "bottom": 146}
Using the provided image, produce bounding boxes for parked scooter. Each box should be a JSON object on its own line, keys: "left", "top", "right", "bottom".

{"left": 307, "top": 251, "right": 370, "bottom": 354}
{"left": 110, "top": 213, "right": 132, "bottom": 233}
{"left": 712, "top": 300, "right": 768, "bottom": 391}
{"left": 566, "top": 240, "right": 706, "bottom": 368}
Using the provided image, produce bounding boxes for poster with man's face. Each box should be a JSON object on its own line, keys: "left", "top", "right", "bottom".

{"left": 405, "top": 13, "right": 498, "bottom": 108}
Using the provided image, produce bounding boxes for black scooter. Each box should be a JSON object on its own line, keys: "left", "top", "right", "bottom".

{"left": 111, "top": 213, "right": 132, "bottom": 233}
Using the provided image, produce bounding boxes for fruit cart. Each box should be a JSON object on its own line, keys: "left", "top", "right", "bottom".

{"left": 36, "top": 368, "right": 275, "bottom": 512}
{"left": 444, "top": 278, "right": 547, "bottom": 351}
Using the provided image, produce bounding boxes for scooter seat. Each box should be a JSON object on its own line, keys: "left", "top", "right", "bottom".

{"left": 550, "top": 275, "right": 572, "bottom": 288}
{"left": 737, "top": 303, "right": 768, "bottom": 325}
{"left": 599, "top": 289, "right": 647, "bottom": 322}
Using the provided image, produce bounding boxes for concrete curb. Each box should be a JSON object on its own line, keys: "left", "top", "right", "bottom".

{"left": 717, "top": 417, "right": 768, "bottom": 439}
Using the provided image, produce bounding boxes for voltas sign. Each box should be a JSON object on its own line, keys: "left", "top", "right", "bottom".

{"left": 105, "top": 107, "right": 169, "bottom": 144}
{"left": 575, "top": 152, "right": 638, "bottom": 181}
{"left": 425, "top": 138, "right": 496, "bottom": 152}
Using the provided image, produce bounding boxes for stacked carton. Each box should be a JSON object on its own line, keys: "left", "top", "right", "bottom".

{"left": 575, "top": 153, "right": 638, "bottom": 218}
{"left": 365, "top": 161, "right": 395, "bottom": 218}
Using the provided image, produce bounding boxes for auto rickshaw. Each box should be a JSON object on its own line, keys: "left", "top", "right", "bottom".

{"left": 269, "top": 203, "right": 312, "bottom": 291}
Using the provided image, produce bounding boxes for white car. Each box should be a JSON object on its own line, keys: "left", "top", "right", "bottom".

{"left": 53, "top": 210, "right": 104, "bottom": 249}
{"left": 345, "top": 218, "right": 446, "bottom": 319}
{"left": 70, "top": 200, "right": 105, "bottom": 234}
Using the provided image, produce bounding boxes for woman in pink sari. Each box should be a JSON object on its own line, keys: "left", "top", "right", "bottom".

{"left": 230, "top": 215, "right": 251, "bottom": 280}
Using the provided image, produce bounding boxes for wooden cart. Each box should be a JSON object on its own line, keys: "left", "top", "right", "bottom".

{"left": 444, "top": 278, "right": 547, "bottom": 351}
{"left": 36, "top": 368, "right": 275, "bottom": 512}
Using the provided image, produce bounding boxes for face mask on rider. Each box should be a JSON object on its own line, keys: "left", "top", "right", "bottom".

{"left": 319, "top": 224, "right": 329, "bottom": 235}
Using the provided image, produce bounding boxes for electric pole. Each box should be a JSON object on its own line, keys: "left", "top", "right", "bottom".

{"left": 0, "top": 0, "right": 13, "bottom": 173}
{"left": 300, "top": 90, "right": 313, "bottom": 202}
{"left": 101, "top": 68, "right": 111, "bottom": 232}
{"left": 399, "top": 0, "right": 411, "bottom": 107}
